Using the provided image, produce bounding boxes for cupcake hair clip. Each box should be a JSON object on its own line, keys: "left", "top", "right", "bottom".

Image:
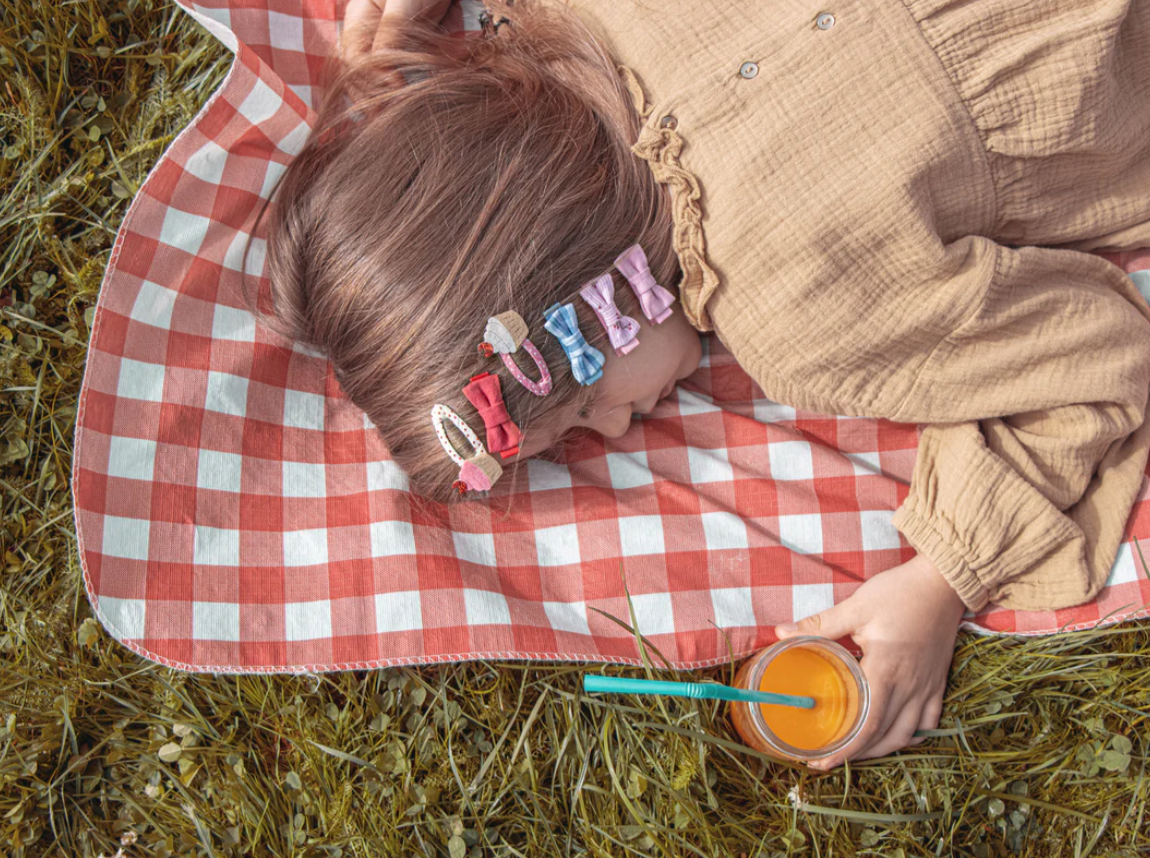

{"left": 478, "top": 311, "right": 552, "bottom": 397}
{"left": 430, "top": 404, "right": 503, "bottom": 495}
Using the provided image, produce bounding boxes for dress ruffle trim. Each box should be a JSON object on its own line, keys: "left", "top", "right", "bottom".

{"left": 620, "top": 65, "right": 721, "bottom": 333}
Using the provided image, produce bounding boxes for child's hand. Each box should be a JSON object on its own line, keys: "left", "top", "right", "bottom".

{"left": 774, "top": 552, "right": 967, "bottom": 770}
{"left": 341, "top": 0, "right": 455, "bottom": 60}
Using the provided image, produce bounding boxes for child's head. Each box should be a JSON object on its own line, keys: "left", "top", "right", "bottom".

{"left": 258, "top": 0, "right": 700, "bottom": 502}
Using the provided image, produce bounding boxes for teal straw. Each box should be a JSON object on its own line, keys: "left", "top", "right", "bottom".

{"left": 583, "top": 674, "right": 815, "bottom": 709}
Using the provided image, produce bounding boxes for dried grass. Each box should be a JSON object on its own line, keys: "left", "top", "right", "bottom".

{"left": 1, "top": 1, "right": 1148, "bottom": 855}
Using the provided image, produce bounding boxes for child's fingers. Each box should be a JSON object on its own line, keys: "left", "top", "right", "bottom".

{"left": 865, "top": 686, "right": 944, "bottom": 756}
{"left": 775, "top": 600, "right": 857, "bottom": 644}
{"left": 839, "top": 651, "right": 916, "bottom": 759}
{"left": 920, "top": 691, "right": 945, "bottom": 731}
{"left": 341, "top": 0, "right": 385, "bottom": 59}
{"left": 342, "top": 0, "right": 456, "bottom": 60}
{"left": 909, "top": 690, "right": 945, "bottom": 745}
{"left": 852, "top": 698, "right": 928, "bottom": 761}
{"left": 808, "top": 667, "right": 894, "bottom": 771}
{"left": 344, "top": 0, "right": 385, "bottom": 31}
{"left": 379, "top": 0, "right": 455, "bottom": 24}
{"left": 366, "top": 1, "right": 458, "bottom": 54}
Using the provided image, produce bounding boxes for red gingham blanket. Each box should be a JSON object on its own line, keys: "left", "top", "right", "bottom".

{"left": 73, "top": 0, "right": 1150, "bottom": 674}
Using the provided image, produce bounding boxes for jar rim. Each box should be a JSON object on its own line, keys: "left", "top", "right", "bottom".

{"left": 743, "top": 636, "right": 871, "bottom": 761}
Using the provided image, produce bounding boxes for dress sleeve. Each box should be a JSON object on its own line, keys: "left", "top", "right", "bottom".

{"left": 883, "top": 241, "right": 1150, "bottom": 612}
{"left": 713, "top": 232, "right": 1150, "bottom": 613}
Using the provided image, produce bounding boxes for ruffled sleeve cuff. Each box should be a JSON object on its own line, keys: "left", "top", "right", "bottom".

{"left": 889, "top": 500, "right": 991, "bottom": 611}
{"left": 889, "top": 422, "right": 1088, "bottom": 613}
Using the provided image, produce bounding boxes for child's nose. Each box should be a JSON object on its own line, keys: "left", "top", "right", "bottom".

{"left": 594, "top": 408, "right": 633, "bottom": 439}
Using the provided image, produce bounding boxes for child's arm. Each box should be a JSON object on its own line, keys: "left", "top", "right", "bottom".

{"left": 734, "top": 229, "right": 1150, "bottom": 769}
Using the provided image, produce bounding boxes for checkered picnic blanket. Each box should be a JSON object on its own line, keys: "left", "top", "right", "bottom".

{"left": 72, "top": 0, "right": 1150, "bottom": 674}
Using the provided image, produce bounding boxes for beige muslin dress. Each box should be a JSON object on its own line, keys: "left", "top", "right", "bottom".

{"left": 565, "top": 0, "right": 1150, "bottom": 612}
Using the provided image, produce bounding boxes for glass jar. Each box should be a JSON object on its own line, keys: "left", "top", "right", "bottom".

{"left": 729, "top": 635, "right": 870, "bottom": 764}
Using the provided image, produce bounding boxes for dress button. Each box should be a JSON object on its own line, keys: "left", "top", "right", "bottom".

{"left": 659, "top": 115, "right": 678, "bottom": 130}
{"left": 816, "top": 12, "right": 835, "bottom": 29}
{"left": 739, "top": 61, "right": 759, "bottom": 79}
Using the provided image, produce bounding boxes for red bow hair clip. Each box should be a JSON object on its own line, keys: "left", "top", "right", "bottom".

{"left": 462, "top": 372, "right": 522, "bottom": 460}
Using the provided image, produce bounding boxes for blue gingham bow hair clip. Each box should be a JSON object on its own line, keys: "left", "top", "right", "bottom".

{"left": 543, "top": 303, "right": 606, "bottom": 385}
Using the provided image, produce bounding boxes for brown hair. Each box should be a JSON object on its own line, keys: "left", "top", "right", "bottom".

{"left": 253, "top": 0, "right": 677, "bottom": 503}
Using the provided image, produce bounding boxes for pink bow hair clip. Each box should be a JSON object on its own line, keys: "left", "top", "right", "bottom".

{"left": 614, "top": 243, "right": 675, "bottom": 325}
{"left": 580, "top": 273, "right": 640, "bottom": 357}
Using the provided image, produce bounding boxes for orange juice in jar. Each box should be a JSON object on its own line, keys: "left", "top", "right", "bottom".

{"left": 730, "top": 636, "right": 869, "bottom": 764}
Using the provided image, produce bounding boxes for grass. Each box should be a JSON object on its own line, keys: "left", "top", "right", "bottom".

{"left": 1, "top": 1, "right": 1148, "bottom": 855}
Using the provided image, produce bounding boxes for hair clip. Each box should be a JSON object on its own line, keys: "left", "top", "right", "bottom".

{"left": 580, "top": 272, "right": 640, "bottom": 357}
{"left": 543, "top": 303, "right": 605, "bottom": 386}
{"left": 477, "top": 9, "right": 511, "bottom": 36}
{"left": 463, "top": 372, "right": 521, "bottom": 460}
{"left": 614, "top": 243, "right": 675, "bottom": 325}
{"left": 430, "top": 404, "right": 503, "bottom": 494}
{"left": 478, "top": 311, "right": 552, "bottom": 396}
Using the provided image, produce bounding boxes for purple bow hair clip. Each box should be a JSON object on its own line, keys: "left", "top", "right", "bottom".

{"left": 580, "top": 273, "right": 641, "bottom": 357}
{"left": 614, "top": 243, "right": 675, "bottom": 325}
